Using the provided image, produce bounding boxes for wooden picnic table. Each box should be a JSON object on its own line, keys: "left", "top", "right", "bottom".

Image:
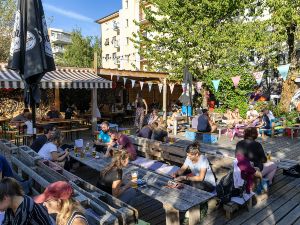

{"left": 36, "top": 118, "right": 85, "bottom": 126}
{"left": 69, "top": 151, "right": 215, "bottom": 225}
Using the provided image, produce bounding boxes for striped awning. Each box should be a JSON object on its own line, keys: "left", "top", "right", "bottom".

{"left": 0, "top": 66, "right": 112, "bottom": 89}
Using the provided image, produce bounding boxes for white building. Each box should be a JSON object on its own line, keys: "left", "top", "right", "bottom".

{"left": 48, "top": 28, "right": 72, "bottom": 58}
{"left": 96, "top": 0, "right": 152, "bottom": 71}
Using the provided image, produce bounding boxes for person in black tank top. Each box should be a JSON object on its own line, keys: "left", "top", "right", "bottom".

{"left": 34, "top": 181, "right": 89, "bottom": 225}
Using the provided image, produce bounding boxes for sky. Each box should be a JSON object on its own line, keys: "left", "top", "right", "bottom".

{"left": 42, "top": 0, "right": 122, "bottom": 37}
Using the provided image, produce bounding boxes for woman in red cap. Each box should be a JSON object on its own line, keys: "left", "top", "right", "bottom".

{"left": 34, "top": 181, "right": 88, "bottom": 225}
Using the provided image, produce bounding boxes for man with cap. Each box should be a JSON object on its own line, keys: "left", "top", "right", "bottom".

{"left": 34, "top": 181, "right": 88, "bottom": 225}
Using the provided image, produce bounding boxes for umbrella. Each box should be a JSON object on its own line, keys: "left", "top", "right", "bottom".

{"left": 8, "top": 0, "right": 55, "bottom": 138}
{"left": 179, "top": 66, "right": 193, "bottom": 116}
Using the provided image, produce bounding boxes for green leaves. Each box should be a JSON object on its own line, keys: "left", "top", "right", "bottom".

{"left": 56, "top": 29, "right": 101, "bottom": 68}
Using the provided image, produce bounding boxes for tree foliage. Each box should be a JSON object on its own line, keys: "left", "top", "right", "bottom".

{"left": 56, "top": 29, "right": 101, "bottom": 68}
{"left": 135, "top": 0, "right": 300, "bottom": 112}
{"left": 0, "top": 0, "right": 16, "bottom": 62}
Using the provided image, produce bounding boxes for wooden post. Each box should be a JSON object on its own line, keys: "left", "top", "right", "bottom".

{"left": 54, "top": 88, "right": 60, "bottom": 112}
{"left": 163, "top": 78, "right": 167, "bottom": 121}
{"left": 91, "top": 88, "right": 98, "bottom": 133}
{"left": 163, "top": 204, "right": 180, "bottom": 225}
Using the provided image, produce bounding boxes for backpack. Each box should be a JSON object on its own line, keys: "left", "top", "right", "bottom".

{"left": 216, "top": 170, "right": 246, "bottom": 204}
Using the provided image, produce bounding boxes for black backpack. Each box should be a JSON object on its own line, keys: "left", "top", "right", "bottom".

{"left": 216, "top": 170, "right": 246, "bottom": 204}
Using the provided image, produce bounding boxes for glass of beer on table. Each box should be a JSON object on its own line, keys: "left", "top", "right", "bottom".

{"left": 131, "top": 171, "right": 138, "bottom": 188}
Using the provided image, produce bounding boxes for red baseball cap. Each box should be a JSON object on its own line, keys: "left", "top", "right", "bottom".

{"left": 34, "top": 181, "right": 73, "bottom": 204}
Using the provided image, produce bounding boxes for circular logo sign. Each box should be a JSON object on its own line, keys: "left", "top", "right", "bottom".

{"left": 26, "top": 31, "right": 36, "bottom": 51}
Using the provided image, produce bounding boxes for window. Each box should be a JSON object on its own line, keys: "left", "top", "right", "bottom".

{"left": 104, "top": 38, "right": 109, "bottom": 46}
{"left": 125, "top": 0, "right": 128, "bottom": 9}
{"left": 113, "top": 53, "right": 117, "bottom": 59}
{"left": 126, "top": 19, "right": 129, "bottom": 27}
{"left": 112, "top": 36, "right": 116, "bottom": 44}
{"left": 126, "top": 37, "right": 130, "bottom": 45}
{"left": 105, "top": 54, "right": 109, "bottom": 61}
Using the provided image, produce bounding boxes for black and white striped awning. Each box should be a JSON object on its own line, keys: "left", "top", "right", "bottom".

{"left": 0, "top": 66, "right": 112, "bottom": 89}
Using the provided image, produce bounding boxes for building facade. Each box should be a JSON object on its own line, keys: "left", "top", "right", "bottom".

{"left": 48, "top": 28, "right": 72, "bottom": 58}
{"left": 97, "top": 0, "right": 151, "bottom": 71}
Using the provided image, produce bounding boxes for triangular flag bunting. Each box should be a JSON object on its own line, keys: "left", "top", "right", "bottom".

{"left": 169, "top": 83, "right": 175, "bottom": 94}
{"left": 123, "top": 77, "right": 127, "bottom": 86}
{"left": 158, "top": 83, "right": 163, "bottom": 93}
{"left": 231, "top": 76, "right": 241, "bottom": 88}
{"left": 148, "top": 82, "right": 153, "bottom": 92}
{"left": 131, "top": 79, "right": 136, "bottom": 88}
{"left": 110, "top": 74, "right": 114, "bottom": 80}
{"left": 278, "top": 64, "right": 290, "bottom": 81}
{"left": 212, "top": 79, "right": 221, "bottom": 91}
{"left": 196, "top": 82, "right": 202, "bottom": 93}
{"left": 117, "top": 75, "right": 120, "bottom": 81}
{"left": 253, "top": 71, "right": 264, "bottom": 85}
{"left": 140, "top": 81, "right": 144, "bottom": 90}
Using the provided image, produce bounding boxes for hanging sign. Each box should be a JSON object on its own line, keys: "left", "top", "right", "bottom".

{"left": 148, "top": 82, "right": 153, "bottom": 92}
{"left": 169, "top": 83, "right": 175, "bottom": 94}
{"left": 140, "top": 81, "right": 144, "bottom": 90}
{"left": 196, "top": 82, "right": 202, "bottom": 93}
{"left": 231, "top": 76, "right": 241, "bottom": 88}
{"left": 253, "top": 71, "right": 264, "bottom": 85}
{"left": 212, "top": 79, "right": 220, "bottom": 91}
{"left": 158, "top": 83, "right": 163, "bottom": 93}
{"left": 123, "top": 77, "right": 127, "bottom": 86}
{"left": 278, "top": 64, "right": 290, "bottom": 81}
{"left": 131, "top": 79, "right": 136, "bottom": 88}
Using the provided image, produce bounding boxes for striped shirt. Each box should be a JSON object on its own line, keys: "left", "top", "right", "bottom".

{"left": 3, "top": 195, "right": 52, "bottom": 225}
{"left": 67, "top": 211, "right": 89, "bottom": 225}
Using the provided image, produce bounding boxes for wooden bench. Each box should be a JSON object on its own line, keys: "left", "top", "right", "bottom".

{"left": 223, "top": 196, "right": 253, "bottom": 219}
{"left": 61, "top": 127, "right": 90, "bottom": 140}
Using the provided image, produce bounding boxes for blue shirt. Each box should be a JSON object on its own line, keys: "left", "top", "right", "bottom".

{"left": 197, "top": 114, "right": 209, "bottom": 131}
{"left": 0, "top": 155, "right": 13, "bottom": 178}
{"left": 98, "top": 130, "right": 111, "bottom": 143}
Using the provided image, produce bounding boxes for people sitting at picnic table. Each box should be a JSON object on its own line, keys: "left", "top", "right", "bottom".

{"left": 38, "top": 130, "right": 69, "bottom": 166}
{"left": 197, "top": 109, "right": 217, "bottom": 133}
{"left": 0, "top": 177, "right": 52, "bottom": 225}
{"left": 236, "top": 127, "right": 277, "bottom": 185}
{"left": 0, "top": 154, "right": 13, "bottom": 180}
{"left": 167, "top": 105, "right": 181, "bottom": 128}
{"left": 146, "top": 108, "right": 159, "bottom": 125}
{"left": 137, "top": 124, "right": 154, "bottom": 139}
{"left": 257, "top": 110, "right": 271, "bottom": 131}
{"left": 97, "top": 150, "right": 136, "bottom": 204}
{"left": 172, "top": 142, "right": 216, "bottom": 192}
{"left": 65, "top": 105, "right": 78, "bottom": 119}
{"left": 31, "top": 125, "right": 57, "bottom": 153}
{"left": 94, "top": 121, "right": 111, "bottom": 154}
{"left": 46, "top": 105, "right": 62, "bottom": 119}
{"left": 10, "top": 108, "right": 30, "bottom": 123}
{"left": 151, "top": 122, "right": 168, "bottom": 142}
{"left": 107, "top": 132, "right": 137, "bottom": 160}
{"left": 231, "top": 108, "right": 242, "bottom": 123}
{"left": 246, "top": 105, "right": 259, "bottom": 122}
{"left": 221, "top": 108, "right": 235, "bottom": 125}
{"left": 265, "top": 109, "right": 275, "bottom": 121}
{"left": 34, "top": 181, "right": 89, "bottom": 225}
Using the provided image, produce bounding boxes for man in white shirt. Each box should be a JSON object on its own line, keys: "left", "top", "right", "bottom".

{"left": 172, "top": 142, "right": 216, "bottom": 192}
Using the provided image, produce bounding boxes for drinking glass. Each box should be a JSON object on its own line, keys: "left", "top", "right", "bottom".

{"left": 131, "top": 171, "right": 138, "bottom": 188}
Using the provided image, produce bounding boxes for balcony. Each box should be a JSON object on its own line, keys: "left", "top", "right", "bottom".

{"left": 51, "top": 34, "right": 71, "bottom": 44}
{"left": 114, "top": 40, "right": 120, "bottom": 48}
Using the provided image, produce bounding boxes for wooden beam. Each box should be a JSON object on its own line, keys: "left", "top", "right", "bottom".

{"left": 98, "top": 68, "right": 168, "bottom": 79}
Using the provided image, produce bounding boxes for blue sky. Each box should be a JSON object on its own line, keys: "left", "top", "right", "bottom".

{"left": 42, "top": 0, "right": 121, "bottom": 37}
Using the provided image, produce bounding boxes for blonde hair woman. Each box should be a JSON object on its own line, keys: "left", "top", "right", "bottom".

{"left": 34, "top": 181, "right": 88, "bottom": 225}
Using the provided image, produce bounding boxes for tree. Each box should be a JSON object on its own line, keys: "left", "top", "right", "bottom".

{"left": 134, "top": 0, "right": 263, "bottom": 110}
{"left": 56, "top": 29, "right": 101, "bottom": 68}
{"left": 0, "top": 0, "right": 16, "bottom": 62}
{"left": 261, "top": 0, "right": 300, "bottom": 111}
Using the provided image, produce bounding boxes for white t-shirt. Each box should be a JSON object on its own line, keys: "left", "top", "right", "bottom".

{"left": 267, "top": 111, "right": 275, "bottom": 121}
{"left": 38, "top": 142, "right": 57, "bottom": 160}
{"left": 25, "top": 120, "right": 33, "bottom": 135}
{"left": 184, "top": 155, "right": 216, "bottom": 186}
{"left": 246, "top": 110, "right": 259, "bottom": 120}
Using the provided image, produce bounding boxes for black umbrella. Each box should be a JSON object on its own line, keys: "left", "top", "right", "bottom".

{"left": 8, "top": 0, "right": 55, "bottom": 139}
{"left": 179, "top": 66, "right": 193, "bottom": 116}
